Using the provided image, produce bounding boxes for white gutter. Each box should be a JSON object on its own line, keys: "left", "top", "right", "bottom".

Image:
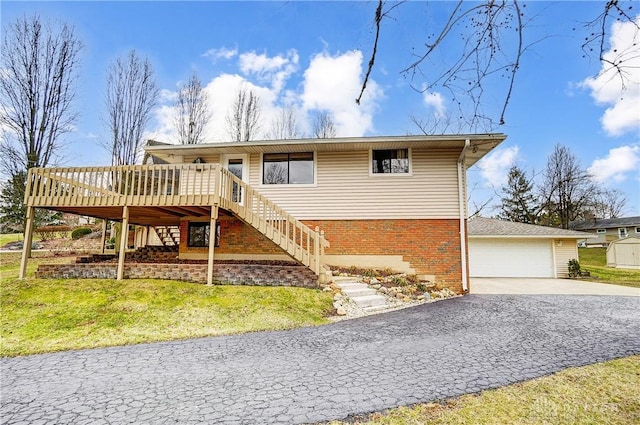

{"left": 457, "top": 139, "right": 470, "bottom": 292}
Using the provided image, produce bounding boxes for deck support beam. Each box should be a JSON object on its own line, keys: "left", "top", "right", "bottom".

{"left": 207, "top": 205, "right": 219, "bottom": 285}
{"left": 100, "top": 219, "right": 108, "bottom": 254}
{"left": 117, "top": 206, "right": 129, "bottom": 280}
{"left": 18, "top": 206, "right": 35, "bottom": 279}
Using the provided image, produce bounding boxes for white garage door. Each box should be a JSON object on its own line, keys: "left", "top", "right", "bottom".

{"left": 469, "top": 238, "right": 554, "bottom": 278}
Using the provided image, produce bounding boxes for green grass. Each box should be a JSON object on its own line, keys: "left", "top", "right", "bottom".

{"left": 0, "top": 252, "right": 334, "bottom": 356}
{"left": 578, "top": 247, "right": 640, "bottom": 288}
{"left": 0, "top": 233, "right": 26, "bottom": 246}
{"left": 330, "top": 356, "right": 640, "bottom": 425}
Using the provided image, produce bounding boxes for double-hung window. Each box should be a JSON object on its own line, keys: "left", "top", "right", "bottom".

{"left": 371, "top": 149, "right": 410, "bottom": 174}
{"left": 187, "top": 222, "right": 220, "bottom": 247}
{"left": 263, "top": 152, "right": 314, "bottom": 184}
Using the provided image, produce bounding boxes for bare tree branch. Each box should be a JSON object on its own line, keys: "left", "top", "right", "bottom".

{"left": 174, "top": 72, "right": 211, "bottom": 144}
{"left": 311, "top": 111, "right": 337, "bottom": 138}
{"left": 580, "top": 0, "right": 639, "bottom": 89}
{"left": 105, "top": 50, "right": 158, "bottom": 166}
{"left": 225, "top": 88, "right": 262, "bottom": 142}
{"left": 267, "top": 106, "right": 300, "bottom": 140}
{"left": 0, "top": 14, "right": 82, "bottom": 172}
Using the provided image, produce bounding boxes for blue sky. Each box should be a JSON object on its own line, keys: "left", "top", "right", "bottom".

{"left": 2, "top": 1, "right": 639, "bottom": 216}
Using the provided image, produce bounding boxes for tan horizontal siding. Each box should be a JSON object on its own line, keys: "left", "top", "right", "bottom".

{"left": 248, "top": 149, "right": 462, "bottom": 220}
{"left": 555, "top": 239, "right": 579, "bottom": 278}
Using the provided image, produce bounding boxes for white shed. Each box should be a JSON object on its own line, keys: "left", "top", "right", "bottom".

{"left": 606, "top": 237, "right": 640, "bottom": 269}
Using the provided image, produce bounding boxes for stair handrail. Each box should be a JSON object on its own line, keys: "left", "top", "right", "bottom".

{"left": 217, "top": 167, "right": 329, "bottom": 275}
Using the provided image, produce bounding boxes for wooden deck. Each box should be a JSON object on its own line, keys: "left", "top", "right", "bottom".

{"left": 21, "top": 163, "right": 329, "bottom": 280}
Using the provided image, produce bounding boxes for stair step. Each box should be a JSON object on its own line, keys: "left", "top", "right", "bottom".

{"left": 350, "top": 294, "right": 387, "bottom": 308}
{"left": 340, "top": 287, "right": 378, "bottom": 297}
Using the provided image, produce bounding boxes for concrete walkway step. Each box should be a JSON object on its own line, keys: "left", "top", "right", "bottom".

{"left": 338, "top": 284, "right": 378, "bottom": 298}
{"left": 334, "top": 279, "right": 389, "bottom": 309}
{"left": 353, "top": 294, "right": 387, "bottom": 308}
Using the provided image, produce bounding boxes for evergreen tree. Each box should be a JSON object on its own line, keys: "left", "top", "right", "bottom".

{"left": 498, "top": 166, "right": 538, "bottom": 224}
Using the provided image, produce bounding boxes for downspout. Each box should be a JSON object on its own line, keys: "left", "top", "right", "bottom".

{"left": 457, "top": 139, "right": 470, "bottom": 292}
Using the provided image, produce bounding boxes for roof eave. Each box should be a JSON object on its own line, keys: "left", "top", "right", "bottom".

{"left": 143, "top": 134, "right": 507, "bottom": 167}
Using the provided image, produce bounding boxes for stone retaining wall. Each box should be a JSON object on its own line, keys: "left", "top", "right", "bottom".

{"left": 36, "top": 262, "right": 318, "bottom": 288}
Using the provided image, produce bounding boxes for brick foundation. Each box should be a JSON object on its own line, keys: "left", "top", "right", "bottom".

{"left": 177, "top": 217, "right": 468, "bottom": 293}
{"left": 36, "top": 262, "right": 318, "bottom": 288}
{"left": 304, "top": 219, "right": 466, "bottom": 293}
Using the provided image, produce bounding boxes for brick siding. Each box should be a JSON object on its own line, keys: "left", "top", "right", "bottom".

{"left": 178, "top": 217, "right": 467, "bottom": 293}
{"left": 304, "top": 219, "right": 465, "bottom": 293}
{"left": 179, "top": 216, "right": 286, "bottom": 256}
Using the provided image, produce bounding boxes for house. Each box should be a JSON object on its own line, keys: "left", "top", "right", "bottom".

{"left": 570, "top": 216, "right": 640, "bottom": 247}
{"left": 468, "top": 217, "right": 593, "bottom": 278}
{"left": 19, "top": 134, "right": 506, "bottom": 294}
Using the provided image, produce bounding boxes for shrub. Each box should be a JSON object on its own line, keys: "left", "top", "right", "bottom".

{"left": 35, "top": 225, "right": 72, "bottom": 241}
{"left": 71, "top": 227, "right": 92, "bottom": 239}
{"left": 568, "top": 259, "right": 581, "bottom": 278}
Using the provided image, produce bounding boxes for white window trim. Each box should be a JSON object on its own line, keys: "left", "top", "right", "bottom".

{"left": 618, "top": 227, "right": 628, "bottom": 238}
{"left": 635, "top": 227, "right": 640, "bottom": 234}
{"left": 259, "top": 151, "right": 317, "bottom": 187}
{"left": 596, "top": 229, "right": 606, "bottom": 234}
{"left": 369, "top": 147, "right": 413, "bottom": 177}
{"left": 221, "top": 154, "right": 249, "bottom": 183}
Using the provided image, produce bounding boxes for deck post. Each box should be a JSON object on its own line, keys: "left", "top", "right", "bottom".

{"left": 314, "top": 226, "right": 321, "bottom": 275}
{"left": 100, "top": 219, "right": 108, "bottom": 254}
{"left": 117, "top": 206, "right": 129, "bottom": 280}
{"left": 207, "top": 205, "right": 219, "bottom": 285}
{"left": 18, "top": 206, "right": 35, "bottom": 279}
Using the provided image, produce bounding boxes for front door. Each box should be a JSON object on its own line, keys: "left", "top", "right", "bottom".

{"left": 223, "top": 155, "right": 248, "bottom": 204}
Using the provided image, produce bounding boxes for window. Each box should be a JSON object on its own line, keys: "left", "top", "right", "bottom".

{"left": 596, "top": 229, "right": 606, "bottom": 234}
{"left": 635, "top": 227, "right": 640, "bottom": 234}
{"left": 187, "top": 222, "right": 220, "bottom": 247}
{"left": 371, "top": 149, "right": 409, "bottom": 174}
{"left": 263, "top": 152, "right": 314, "bottom": 184}
{"left": 618, "top": 228, "right": 628, "bottom": 238}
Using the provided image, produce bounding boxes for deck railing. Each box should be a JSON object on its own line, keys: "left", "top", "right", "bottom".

{"left": 24, "top": 163, "right": 220, "bottom": 208}
{"left": 24, "top": 164, "right": 329, "bottom": 274}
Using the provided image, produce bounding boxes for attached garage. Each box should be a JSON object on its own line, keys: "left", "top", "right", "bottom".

{"left": 469, "top": 238, "right": 554, "bottom": 278}
{"left": 468, "top": 217, "right": 593, "bottom": 278}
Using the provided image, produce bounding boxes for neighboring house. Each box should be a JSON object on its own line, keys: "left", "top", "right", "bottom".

{"left": 570, "top": 216, "right": 640, "bottom": 247}
{"left": 19, "top": 134, "right": 506, "bottom": 294}
{"left": 468, "top": 217, "right": 593, "bottom": 278}
{"left": 606, "top": 237, "right": 640, "bottom": 269}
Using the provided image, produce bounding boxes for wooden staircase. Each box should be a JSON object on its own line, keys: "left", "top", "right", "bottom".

{"left": 153, "top": 225, "right": 180, "bottom": 246}
{"left": 217, "top": 168, "right": 329, "bottom": 275}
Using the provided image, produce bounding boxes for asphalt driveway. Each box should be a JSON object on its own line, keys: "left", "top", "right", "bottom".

{"left": 471, "top": 277, "right": 640, "bottom": 296}
{"left": 1, "top": 294, "right": 639, "bottom": 424}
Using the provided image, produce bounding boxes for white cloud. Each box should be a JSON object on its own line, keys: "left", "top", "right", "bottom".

{"left": 238, "top": 50, "right": 299, "bottom": 93}
{"left": 148, "top": 48, "right": 383, "bottom": 142}
{"left": 147, "top": 73, "right": 284, "bottom": 143}
{"left": 202, "top": 46, "right": 238, "bottom": 62}
{"left": 588, "top": 144, "right": 640, "bottom": 183}
{"left": 159, "top": 88, "right": 178, "bottom": 103}
{"left": 301, "top": 50, "right": 383, "bottom": 136}
{"left": 580, "top": 16, "right": 640, "bottom": 136}
{"left": 422, "top": 91, "right": 446, "bottom": 119}
{"left": 476, "top": 146, "right": 519, "bottom": 188}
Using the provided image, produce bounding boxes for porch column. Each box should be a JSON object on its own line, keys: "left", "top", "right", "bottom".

{"left": 207, "top": 205, "right": 219, "bottom": 285}
{"left": 100, "top": 219, "right": 108, "bottom": 254}
{"left": 18, "top": 206, "right": 35, "bottom": 279}
{"left": 117, "top": 206, "right": 129, "bottom": 280}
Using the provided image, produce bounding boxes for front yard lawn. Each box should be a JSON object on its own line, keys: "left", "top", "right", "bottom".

{"left": 330, "top": 356, "right": 640, "bottom": 425}
{"left": 578, "top": 247, "right": 640, "bottom": 288}
{"left": 0, "top": 252, "right": 334, "bottom": 357}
